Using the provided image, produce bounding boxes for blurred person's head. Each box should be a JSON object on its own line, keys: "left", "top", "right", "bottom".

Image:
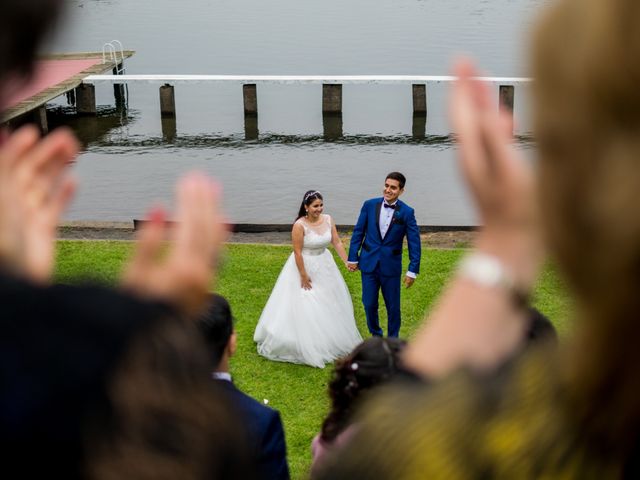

{"left": 197, "top": 294, "right": 237, "bottom": 372}
{"left": 0, "top": 0, "right": 65, "bottom": 105}
{"left": 321, "top": 337, "right": 407, "bottom": 442}
{"left": 86, "top": 318, "right": 255, "bottom": 479}
{"left": 532, "top": 0, "right": 640, "bottom": 457}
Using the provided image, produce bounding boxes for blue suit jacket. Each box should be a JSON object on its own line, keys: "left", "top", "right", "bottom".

{"left": 215, "top": 379, "right": 290, "bottom": 480}
{"left": 348, "top": 197, "right": 421, "bottom": 276}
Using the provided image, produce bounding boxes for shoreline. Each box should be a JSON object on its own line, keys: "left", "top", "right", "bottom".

{"left": 59, "top": 221, "right": 477, "bottom": 248}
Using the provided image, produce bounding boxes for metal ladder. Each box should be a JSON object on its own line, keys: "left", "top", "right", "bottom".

{"left": 103, "top": 40, "right": 128, "bottom": 107}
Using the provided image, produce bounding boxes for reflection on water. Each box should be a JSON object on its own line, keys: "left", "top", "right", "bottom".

{"left": 46, "top": 0, "right": 545, "bottom": 224}
{"left": 47, "top": 106, "right": 136, "bottom": 149}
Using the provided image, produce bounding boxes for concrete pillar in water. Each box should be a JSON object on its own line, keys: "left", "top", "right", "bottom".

{"left": 322, "top": 84, "right": 342, "bottom": 114}
{"left": 76, "top": 83, "right": 97, "bottom": 115}
{"left": 323, "top": 113, "right": 343, "bottom": 140}
{"left": 499, "top": 85, "right": 515, "bottom": 133}
{"left": 34, "top": 105, "right": 48, "bottom": 134}
{"left": 243, "top": 84, "right": 258, "bottom": 140}
{"left": 412, "top": 84, "right": 427, "bottom": 115}
{"left": 161, "top": 116, "right": 177, "bottom": 143}
{"left": 244, "top": 115, "right": 259, "bottom": 141}
{"left": 499, "top": 85, "right": 515, "bottom": 112}
{"left": 113, "top": 64, "right": 125, "bottom": 107}
{"left": 243, "top": 84, "right": 258, "bottom": 115}
{"left": 159, "top": 84, "right": 176, "bottom": 117}
{"left": 412, "top": 114, "right": 426, "bottom": 140}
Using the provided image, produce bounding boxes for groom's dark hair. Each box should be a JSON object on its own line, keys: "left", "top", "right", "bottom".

{"left": 386, "top": 172, "right": 406, "bottom": 189}
{"left": 197, "top": 294, "right": 235, "bottom": 369}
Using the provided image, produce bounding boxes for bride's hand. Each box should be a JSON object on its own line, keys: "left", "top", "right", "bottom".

{"left": 301, "top": 273, "right": 312, "bottom": 290}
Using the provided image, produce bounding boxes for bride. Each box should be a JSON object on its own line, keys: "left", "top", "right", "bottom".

{"left": 254, "top": 190, "right": 363, "bottom": 368}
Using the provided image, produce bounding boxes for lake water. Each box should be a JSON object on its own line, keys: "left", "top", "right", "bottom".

{"left": 48, "top": 0, "right": 547, "bottom": 225}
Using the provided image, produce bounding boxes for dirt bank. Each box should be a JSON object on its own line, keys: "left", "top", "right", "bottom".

{"left": 59, "top": 221, "right": 477, "bottom": 249}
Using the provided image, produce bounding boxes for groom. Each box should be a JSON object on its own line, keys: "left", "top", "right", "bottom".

{"left": 347, "top": 172, "right": 421, "bottom": 338}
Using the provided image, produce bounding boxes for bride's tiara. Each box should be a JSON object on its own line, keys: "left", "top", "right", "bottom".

{"left": 304, "top": 190, "right": 321, "bottom": 201}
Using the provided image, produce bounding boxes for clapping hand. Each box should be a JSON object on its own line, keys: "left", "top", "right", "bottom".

{"left": 449, "top": 58, "right": 542, "bottom": 288}
{"left": 122, "top": 172, "right": 228, "bottom": 316}
{"left": 0, "top": 126, "right": 78, "bottom": 283}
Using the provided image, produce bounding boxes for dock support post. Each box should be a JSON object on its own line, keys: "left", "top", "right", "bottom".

{"left": 412, "top": 84, "right": 427, "bottom": 115}
{"left": 243, "top": 84, "right": 258, "bottom": 115}
{"left": 412, "top": 84, "right": 427, "bottom": 138}
{"left": 159, "top": 84, "right": 176, "bottom": 117}
{"left": 499, "top": 85, "right": 514, "bottom": 133}
{"left": 412, "top": 114, "right": 426, "bottom": 139}
{"left": 76, "top": 83, "right": 97, "bottom": 115}
{"left": 243, "top": 84, "right": 259, "bottom": 140}
{"left": 113, "top": 65, "right": 125, "bottom": 106}
{"left": 322, "top": 84, "right": 342, "bottom": 114}
{"left": 499, "top": 85, "right": 514, "bottom": 112}
{"left": 161, "top": 117, "right": 177, "bottom": 143}
{"left": 34, "top": 105, "right": 48, "bottom": 134}
{"left": 244, "top": 115, "right": 259, "bottom": 141}
{"left": 323, "top": 113, "right": 343, "bottom": 141}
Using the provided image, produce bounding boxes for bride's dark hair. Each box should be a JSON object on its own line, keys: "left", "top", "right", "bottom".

{"left": 296, "top": 190, "right": 323, "bottom": 222}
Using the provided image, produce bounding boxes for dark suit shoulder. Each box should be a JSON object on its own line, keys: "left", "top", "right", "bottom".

{"left": 364, "top": 197, "right": 383, "bottom": 207}
{"left": 215, "top": 380, "right": 279, "bottom": 422}
{"left": 397, "top": 200, "right": 414, "bottom": 212}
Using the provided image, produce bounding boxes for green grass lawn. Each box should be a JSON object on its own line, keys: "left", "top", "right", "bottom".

{"left": 54, "top": 241, "right": 572, "bottom": 478}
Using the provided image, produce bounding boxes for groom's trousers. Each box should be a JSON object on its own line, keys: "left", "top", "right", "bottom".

{"left": 361, "top": 264, "right": 402, "bottom": 338}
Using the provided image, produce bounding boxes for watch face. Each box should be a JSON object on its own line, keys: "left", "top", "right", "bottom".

{"left": 459, "top": 254, "right": 511, "bottom": 289}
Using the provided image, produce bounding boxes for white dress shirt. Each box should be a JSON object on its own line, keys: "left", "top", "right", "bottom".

{"left": 377, "top": 201, "right": 417, "bottom": 279}
{"left": 211, "top": 371, "right": 232, "bottom": 382}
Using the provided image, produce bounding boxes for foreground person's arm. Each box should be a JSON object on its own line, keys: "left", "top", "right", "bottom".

{"left": 403, "top": 60, "right": 544, "bottom": 379}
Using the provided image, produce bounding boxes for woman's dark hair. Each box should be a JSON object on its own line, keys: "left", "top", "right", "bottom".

{"left": 320, "top": 337, "right": 406, "bottom": 442}
{"left": 295, "top": 190, "right": 323, "bottom": 222}
{"left": 0, "top": 0, "right": 65, "bottom": 98}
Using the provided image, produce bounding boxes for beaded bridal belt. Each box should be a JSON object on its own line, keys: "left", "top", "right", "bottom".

{"left": 302, "top": 248, "right": 326, "bottom": 256}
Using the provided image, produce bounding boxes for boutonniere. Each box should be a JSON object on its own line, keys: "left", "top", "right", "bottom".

{"left": 391, "top": 211, "right": 404, "bottom": 225}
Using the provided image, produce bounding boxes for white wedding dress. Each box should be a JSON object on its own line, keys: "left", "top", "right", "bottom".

{"left": 254, "top": 215, "right": 363, "bottom": 368}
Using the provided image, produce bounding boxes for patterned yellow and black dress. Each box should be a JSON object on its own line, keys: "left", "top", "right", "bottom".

{"left": 316, "top": 344, "right": 630, "bottom": 479}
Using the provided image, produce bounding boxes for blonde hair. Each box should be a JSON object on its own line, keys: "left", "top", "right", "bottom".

{"left": 533, "top": 0, "right": 640, "bottom": 456}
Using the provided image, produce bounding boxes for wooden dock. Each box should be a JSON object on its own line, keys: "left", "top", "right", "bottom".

{"left": 1, "top": 51, "right": 134, "bottom": 124}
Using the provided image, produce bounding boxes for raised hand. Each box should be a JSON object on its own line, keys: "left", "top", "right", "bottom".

{"left": 449, "top": 59, "right": 542, "bottom": 288}
{"left": 0, "top": 126, "right": 79, "bottom": 283}
{"left": 122, "top": 172, "right": 228, "bottom": 316}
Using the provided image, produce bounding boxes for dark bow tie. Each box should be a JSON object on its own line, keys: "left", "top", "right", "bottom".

{"left": 383, "top": 203, "right": 397, "bottom": 210}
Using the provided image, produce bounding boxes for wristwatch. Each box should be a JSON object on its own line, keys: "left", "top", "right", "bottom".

{"left": 457, "top": 253, "right": 529, "bottom": 308}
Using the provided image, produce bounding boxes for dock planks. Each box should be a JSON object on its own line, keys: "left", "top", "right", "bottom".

{"left": 2, "top": 51, "right": 135, "bottom": 123}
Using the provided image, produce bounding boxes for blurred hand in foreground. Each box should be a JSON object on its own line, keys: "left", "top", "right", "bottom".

{"left": 0, "top": 126, "right": 78, "bottom": 283}
{"left": 122, "top": 172, "right": 228, "bottom": 316}
{"left": 449, "top": 59, "right": 543, "bottom": 288}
